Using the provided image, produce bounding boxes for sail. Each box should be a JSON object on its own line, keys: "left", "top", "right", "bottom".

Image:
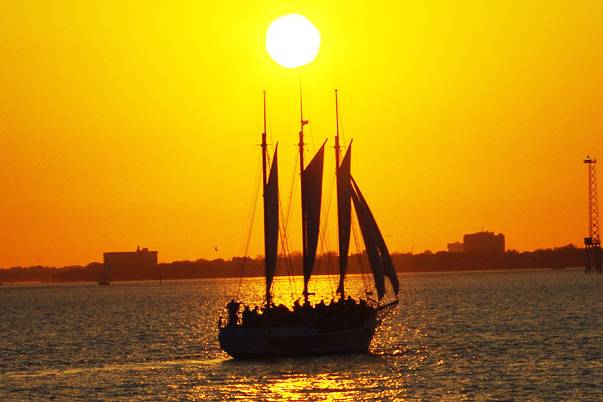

{"left": 351, "top": 183, "right": 385, "bottom": 299}
{"left": 264, "top": 146, "right": 279, "bottom": 302}
{"left": 374, "top": 229, "right": 399, "bottom": 296}
{"left": 301, "top": 141, "right": 326, "bottom": 292}
{"left": 377, "top": 238, "right": 399, "bottom": 296}
{"left": 351, "top": 178, "right": 399, "bottom": 295}
{"left": 351, "top": 178, "right": 399, "bottom": 297}
{"left": 336, "top": 144, "right": 352, "bottom": 295}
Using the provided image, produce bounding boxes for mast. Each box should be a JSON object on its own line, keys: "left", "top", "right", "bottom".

{"left": 298, "top": 81, "right": 326, "bottom": 303}
{"left": 262, "top": 90, "right": 268, "bottom": 187}
{"left": 334, "top": 89, "right": 352, "bottom": 299}
{"left": 299, "top": 80, "right": 309, "bottom": 301}
{"left": 334, "top": 89, "right": 341, "bottom": 170}
{"left": 261, "top": 90, "right": 279, "bottom": 306}
{"left": 334, "top": 89, "right": 343, "bottom": 298}
{"left": 261, "top": 90, "right": 270, "bottom": 304}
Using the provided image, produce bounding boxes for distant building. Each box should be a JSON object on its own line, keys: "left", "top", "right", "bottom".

{"left": 447, "top": 242, "right": 464, "bottom": 253}
{"left": 463, "top": 231, "right": 505, "bottom": 254}
{"left": 103, "top": 246, "right": 158, "bottom": 274}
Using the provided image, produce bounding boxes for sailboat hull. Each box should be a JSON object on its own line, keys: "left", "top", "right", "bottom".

{"left": 218, "top": 316, "right": 378, "bottom": 359}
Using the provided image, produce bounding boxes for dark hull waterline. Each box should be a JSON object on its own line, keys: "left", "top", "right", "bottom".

{"left": 219, "top": 317, "right": 378, "bottom": 359}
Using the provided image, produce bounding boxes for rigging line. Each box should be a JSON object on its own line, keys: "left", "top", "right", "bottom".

{"left": 317, "top": 171, "right": 337, "bottom": 298}
{"left": 351, "top": 212, "right": 371, "bottom": 295}
{"left": 305, "top": 154, "right": 335, "bottom": 300}
{"left": 236, "top": 151, "right": 261, "bottom": 253}
{"left": 284, "top": 149, "right": 299, "bottom": 241}
{"left": 283, "top": 149, "right": 300, "bottom": 300}
{"left": 338, "top": 92, "right": 347, "bottom": 147}
{"left": 314, "top": 249, "right": 334, "bottom": 301}
{"left": 262, "top": 102, "right": 278, "bottom": 305}
{"left": 237, "top": 201, "right": 260, "bottom": 301}
{"left": 277, "top": 192, "right": 295, "bottom": 297}
{"left": 236, "top": 157, "right": 262, "bottom": 299}
{"left": 298, "top": 70, "right": 317, "bottom": 155}
{"left": 267, "top": 96, "right": 273, "bottom": 145}
{"left": 305, "top": 96, "right": 315, "bottom": 151}
{"left": 266, "top": 156, "right": 296, "bottom": 303}
{"left": 235, "top": 153, "right": 261, "bottom": 263}
{"left": 265, "top": 132, "right": 273, "bottom": 166}
{"left": 278, "top": 225, "right": 296, "bottom": 303}
{"left": 272, "top": 148, "right": 300, "bottom": 304}
{"left": 277, "top": 192, "right": 297, "bottom": 302}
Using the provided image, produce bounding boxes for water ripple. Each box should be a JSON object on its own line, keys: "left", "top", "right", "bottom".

{"left": 1, "top": 271, "right": 602, "bottom": 400}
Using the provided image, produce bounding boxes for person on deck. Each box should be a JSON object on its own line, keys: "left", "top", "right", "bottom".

{"left": 242, "top": 305, "right": 251, "bottom": 326}
{"left": 226, "top": 299, "right": 240, "bottom": 326}
{"left": 316, "top": 299, "right": 326, "bottom": 314}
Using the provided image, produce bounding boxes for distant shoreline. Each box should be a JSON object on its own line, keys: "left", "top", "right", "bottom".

{"left": 0, "top": 245, "right": 586, "bottom": 284}
{"left": 0, "top": 267, "right": 585, "bottom": 287}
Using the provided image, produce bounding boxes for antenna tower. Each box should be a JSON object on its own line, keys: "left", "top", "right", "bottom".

{"left": 584, "top": 156, "right": 601, "bottom": 273}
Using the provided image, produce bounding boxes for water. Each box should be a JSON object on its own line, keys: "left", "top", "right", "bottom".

{"left": 1, "top": 270, "right": 602, "bottom": 400}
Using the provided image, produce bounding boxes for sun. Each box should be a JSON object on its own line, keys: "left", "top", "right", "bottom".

{"left": 266, "top": 14, "right": 321, "bottom": 69}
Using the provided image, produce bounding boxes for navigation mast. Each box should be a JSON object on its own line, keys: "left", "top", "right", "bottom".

{"left": 584, "top": 156, "right": 601, "bottom": 273}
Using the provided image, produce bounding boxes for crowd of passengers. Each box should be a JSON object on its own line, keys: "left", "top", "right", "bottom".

{"left": 224, "top": 296, "right": 376, "bottom": 331}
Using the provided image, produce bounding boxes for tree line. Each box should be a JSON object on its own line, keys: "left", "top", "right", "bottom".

{"left": 0, "top": 244, "right": 584, "bottom": 283}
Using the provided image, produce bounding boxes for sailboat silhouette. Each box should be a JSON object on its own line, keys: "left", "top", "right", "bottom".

{"left": 218, "top": 90, "right": 399, "bottom": 358}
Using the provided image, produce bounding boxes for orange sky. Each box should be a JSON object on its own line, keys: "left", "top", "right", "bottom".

{"left": 1, "top": 1, "right": 602, "bottom": 267}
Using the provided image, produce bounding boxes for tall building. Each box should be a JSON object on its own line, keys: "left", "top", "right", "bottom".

{"left": 462, "top": 231, "right": 505, "bottom": 254}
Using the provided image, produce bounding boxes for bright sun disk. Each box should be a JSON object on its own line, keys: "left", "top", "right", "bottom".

{"left": 266, "top": 14, "right": 321, "bottom": 68}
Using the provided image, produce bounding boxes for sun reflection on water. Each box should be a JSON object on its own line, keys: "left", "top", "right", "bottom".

{"left": 265, "top": 373, "right": 356, "bottom": 401}
{"left": 234, "top": 273, "right": 381, "bottom": 309}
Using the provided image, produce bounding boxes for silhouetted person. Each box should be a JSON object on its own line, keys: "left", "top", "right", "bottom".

{"left": 316, "top": 299, "right": 326, "bottom": 314}
{"left": 250, "top": 306, "right": 260, "bottom": 327}
{"left": 227, "top": 299, "right": 240, "bottom": 326}
{"left": 242, "top": 305, "right": 251, "bottom": 326}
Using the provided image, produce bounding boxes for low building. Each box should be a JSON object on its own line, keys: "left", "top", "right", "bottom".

{"left": 447, "top": 242, "right": 464, "bottom": 253}
{"left": 463, "top": 231, "right": 505, "bottom": 254}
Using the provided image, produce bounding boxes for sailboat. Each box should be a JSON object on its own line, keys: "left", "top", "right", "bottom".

{"left": 218, "top": 90, "right": 399, "bottom": 359}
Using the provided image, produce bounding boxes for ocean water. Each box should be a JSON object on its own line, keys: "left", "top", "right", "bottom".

{"left": 1, "top": 269, "right": 602, "bottom": 400}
